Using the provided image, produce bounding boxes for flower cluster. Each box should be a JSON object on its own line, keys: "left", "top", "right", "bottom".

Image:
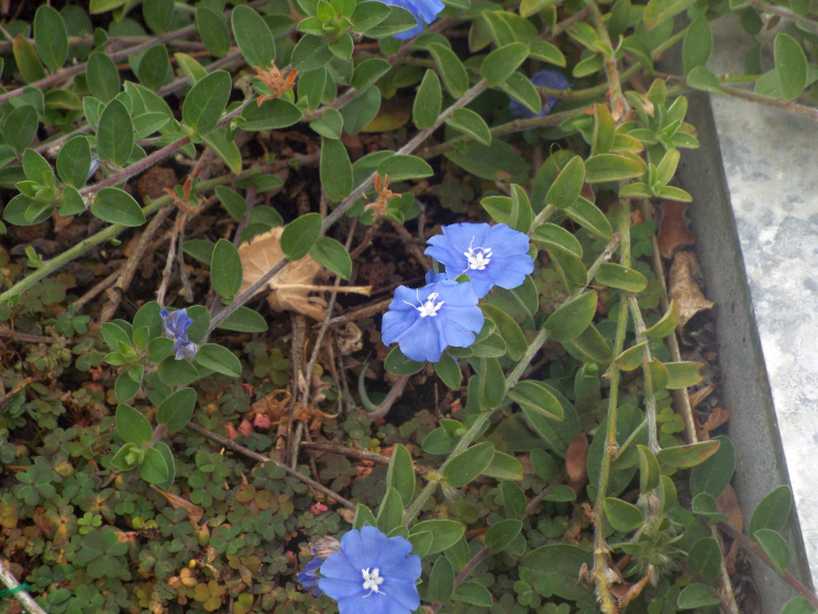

{"left": 383, "top": 0, "right": 445, "bottom": 40}
{"left": 159, "top": 308, "right": 198, "bottom": 360}
{"left": 299, "top": 526, "right": 422, "bottom": 614}
{"left": 382, "top": 222, "right": 534, "bottom": 362}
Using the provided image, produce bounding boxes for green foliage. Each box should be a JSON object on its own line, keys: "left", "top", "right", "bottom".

{"left": 0, "top": 1, "right": 805, "bottom": 612}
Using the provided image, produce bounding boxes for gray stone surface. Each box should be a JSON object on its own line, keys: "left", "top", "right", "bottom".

{"left": 708, "top": 17, "right": 818, "bottom": 582}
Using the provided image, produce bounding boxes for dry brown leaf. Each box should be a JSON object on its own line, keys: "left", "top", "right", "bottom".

{"left": 669, "top": 251, "right": 714, "bottom": 328}
{"left": 239, "top": 228, "right": 371, "bottom": 320}
{"left": 689, "top": 383, "right": 716, "bottom": 409}
{"left": 658, "top": 201, "right": 695, "bottom": 259}
{"left": 151, "top": 486, "right": 204, "bottom": 526}
{"left": 697, "top": 406, "right": 730, "bottom": 440}
{"left": 717, "top": 484, "right": 743, "bottom": 534}
{"left": 565, "top": 432, "right": 588, "bottom": 488}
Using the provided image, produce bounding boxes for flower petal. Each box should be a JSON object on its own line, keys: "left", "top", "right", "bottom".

{"left": 398, "top": 317, "right": 442, "bottom": 362}
{"left": 320, "top": 553, "right": 359, "bottom": 583}
{"left": 383, "top": 577, "right": 422, "bottom": 611}
{"left": 381, "top": 309, "right": 418, "bottom": 346}
{"left": 486, "top": 223, "right": 530, "bottom": 254}
{"left": 319, "top": 576, "right": 366, "bottom": 601}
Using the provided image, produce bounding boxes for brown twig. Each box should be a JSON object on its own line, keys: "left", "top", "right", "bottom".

{"left": 0, "top": 328, "right": 59, "bottom": 344}
{"left": 100, "top": 208, "right": 173, "bottom": 323}
{"left": 368, "top": 374, "right": 410, "bottom": 420}
{"left": 189, "top": 422, "right": 355, "bottom": 509}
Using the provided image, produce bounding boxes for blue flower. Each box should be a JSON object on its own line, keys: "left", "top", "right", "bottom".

{"left": 159, "top": 308, "right": 198, "bottom": 360}
{"left": 382, "top": 279, "right": 484, "bottom": 363}
{"left": 425, "top": 222, "right": 534, "bottom": 298}
{"left": 298, "top": 557, "right": 323, "bottom": 597}
{"left": 318, "top": 526, "right": 421, "bottom": 614}
{"left": 382, "top": 0, "right": 445, "bottom": 40}
{"left": 509, "top": 69, "right": 571, "bottom": 118}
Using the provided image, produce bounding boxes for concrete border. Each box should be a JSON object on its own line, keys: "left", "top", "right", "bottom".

{"left": 677, "top": 90, "right": 814, "bottom": 612}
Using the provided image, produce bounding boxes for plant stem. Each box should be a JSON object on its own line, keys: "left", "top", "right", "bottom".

{"left": 628, "top": 294, "right": 659, "bottom": 453}
{"left": 591, "top": 202, "right": 631, "bottom": 614}
{"left": 747, "top": 0, "right": 818, "bottom": 34}
{"left": 587, "top": 0, "right": 629, "bottom": 118}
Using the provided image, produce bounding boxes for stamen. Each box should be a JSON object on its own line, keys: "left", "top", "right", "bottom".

{"left": 464, "top": 236, "right": 493, "bottom": 271}
{"left": 415, "top": 292, "right": 445, "bottom": 318}
{"left": 361, "top": 567, "right": 385, "bottom": 595}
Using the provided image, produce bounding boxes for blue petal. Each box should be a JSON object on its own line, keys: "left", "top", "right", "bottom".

{"left": 319, "top": 576, "right": 366, "bottom": 601}
{"left": 486, "top": 223, "right": 530, "bottom": 254}
{"left": 461, "top": 270, "right": 494, "bottom": 298}
{"left": 488, "top": 254, "right": 534, "bottom": 289}
{"left": 381, "top": 308, "right": 418, "bottom": 346}
{"left": 381, "top": 551, "right": 421, "bottom": 582}
{"left": 443, "top": 222, "right": 491, "bottom": 255}
{"left": 398, "top": 317, "right": 443, "bottom": 362}
{"left": 383, "top": 577, "right": 421, "bottom": 612}
{"left": 320, "top": 553, "right": 359, "bottom": 583}
{"left": 338, "top": 528, "right": 371, "bottom": 570}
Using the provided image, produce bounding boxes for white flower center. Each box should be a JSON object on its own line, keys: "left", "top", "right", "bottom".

{"left": 464, "top": 245, "right": 492, "bottom": 271}
{"left": 415, "top": 292, "right": 445, "bottom": 318}
{"left": 361, "top": 567, "right": 385, "bottom": 594}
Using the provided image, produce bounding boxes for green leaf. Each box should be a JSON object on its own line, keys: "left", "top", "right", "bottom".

{"left": 750, "top": 485, "right": 792, "bottom": 535}
{"left": 529, "top": 39, "right": 566, "bottom": 66}
{"left": 585, "top": 153, "right": 646, "bottom": 183}
{"left": 595, "top": 262, "right": 647, "bottom": 292}
{"left": 409, "top": 519, "right": 466, "bottom": 555}
{"left": 677, "top": 583, "right": 720, "bottom": 609}
{"left": 545, "top": 155, "right": 584, "bottom": 209}
{"left": 216, "top": 306, "right": 269, "bottom": 333}
{"left": 140, "top": 447, "right": 171, "bottom": 485}
{"left": 210, "top": 239, "right": 243, "bottom": 301}
{"left": 413, "top": 69, "right": 442, "bottom": 129}
{"left": 115, "top": 404, "right": 152, "bottom": 445}
{"left": 645, "top": 301, "right": 679, "bottom": 339}
{"left": 690, "top": 435, "right": 735, "bottom": 498}
{"left": 603, "top": 497, "right": 643, "bottom": 532}
{"left": 446, "top": 108, "right": 492, "bottom": 146}
{"left": 309, "top": 236, "right": 352, "bottom": 279}
{"left": 683, "top": 16, "right": 712, "bottom": 74}
{"left": 182, "top": 70, "right": 231, "bottom": 134}
{"left": 91, "top": 188, "right": 145, "bottom": 227}
{"left": 232, "top": 5, "right": 276, "bottom": 67}
{"left": 565, "top": 196, "right": 613, "bottom": 239}
{"left": 781, "top": 597, "right": 818, "bottom": 614}
{"left": 500, "top": 71, "right": 541, "bottom": 115}
{"left": 481, "top": 42, "right": 529, "bottom": 85}
{"left": 592, "top": 103, "right": 615, "bottom": 156}
{"left": 502, "top": 481, "right": 527, "bottom": 518}
{"left": 195, "top": 343, "right": 242, "bottom": 378}
{"left": 486, "top": 519, "right": 522, "bottom": 552}
{"left": 3, "top": 105, "right": 38, "bottom": 154}
{"left": 215, "top": 186, "right": 246, "bottom": 221}
{"left": 384, "top": 346, "right": 425, "bottom": 374}
{"left": 34, "top": 5, "right": 68, "bottom": 73}
{"left": 686, "top": 66, "right": 722, "bottom": 93}
{"left": 482, "top": 304, "right": 526, "bottom": 360}
{"left": 532, "top": 223, "right": 583, "bottom": 259}
{"left": 57, "top": 136, "right": 91, "bottom": 188}
{"left": 774, "top": 32, "right": 807, "bottom": 101}
{"left": 637, "top": 444, "right": 660, "bottom": 492}
{"left": 22, "top": 148, "right": 55, "bottom": 187}
{"left": 444, "top": 442, "right": 495, "bottom": 487}
{"left": 545, "top": 291, "right": 597, "bottom": 342}
{"left": 137, "top": 45, "right": 171, "bottom": 90}
{"left": 427, "top": 557, "right": 454, "bottom": 603}
{"left": 433, "top": 352, "right": 462, "bottom": 389}
{"left": 196, "top": 6, "right": 230, "bottom": 57}
{"left": 156, "top": 387, "right": 197, "bottom": 434}
{"left": 479, "top": 358, "right": 506, "bottom": 409}
{"left": 97, "top": 100, "right": 134, "bottom": 166}
{"left": 663, "top": 361, "right": 703, "bottom": 389}
{"left": 482, "top": 451, "right": 523, "bottom": 481}
{"left": 688, "top": 537, "right": 723, "bottom": 579}
{"left": 202, "top": 127, "right": 242, "bottom": 174}
{"left": 376, "top": 486, "right": 404, "bottom": 532}
{"left": 429, "top": 43, "right": 469, "bottom": 97}
{"left": 480, "top": 189, "right": 534, "bottom": 233}
{"left": 377, "top": 154, "right": 433, "bottom": 181}
{"left": 657, "top": 440, "right": 720, "bottom": 471}
{"left": 386, "top": 444, "right": 415, "bottom": 504}
{"left": 508, "top": 380, "right": 564, "bottom": 420}
{"left": 453, "top": 581, "right": 493, "bottom": 607}
{"left": 352, "top": 57, "right": 391, "bottom": 90}
{"left": 320, "top": 138, "right": 353, "bottom": 202}
{"left": 644, "top": 0, "right": 697, "bottom": 30}
{"left": 282, "top": 212, "right": 322, "bottom": 260}
{"left": 12, "top": 35, "right": 45, "bottom": 83}
{"left": 754, "top": 529, "right": 791, "bottom": 573}
{"left": 240, "top": 99, "right": 303, "bottom": 131}
{"left": 144, "top": 0, "right": 174, "bottom": 33}
{"left": 353, "top": 503, "right": 377, "bottom": 529}
{"left": 309, "top": 108, "right": 344, "bottom": 140}
{"left": 87, "top": 52, "right": 121, "bottom": 102}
